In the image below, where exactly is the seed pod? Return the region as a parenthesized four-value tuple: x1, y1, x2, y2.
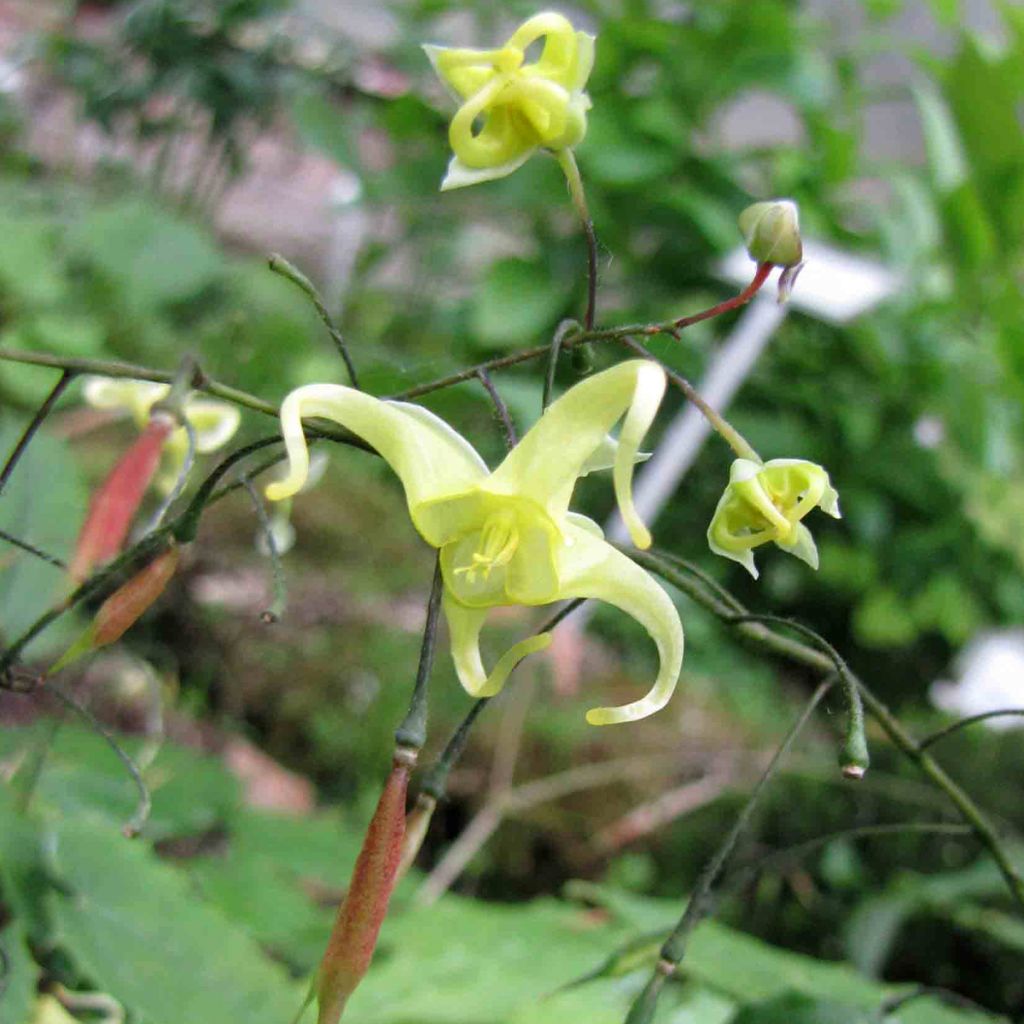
(316, 749, 414, 1024)
(52, 545, 180, 673)
(69, 415, 175, 583)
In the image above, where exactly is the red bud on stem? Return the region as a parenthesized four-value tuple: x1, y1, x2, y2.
(52, 545, 180, 672)
(316, 748, 415, 1024)
(69, 415, 174, 583)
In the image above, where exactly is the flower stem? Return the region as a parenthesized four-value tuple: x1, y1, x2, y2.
(269, 253, 360, 389)
(619, 335, 761, 462)
(630, 549, 1024, 916)
(0, 370, 74, 497)
(556, 149, 597, 331)
(625, 679, 834, 1023)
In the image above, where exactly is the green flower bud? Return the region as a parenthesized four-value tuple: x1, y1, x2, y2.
(738, 200, 803, 267)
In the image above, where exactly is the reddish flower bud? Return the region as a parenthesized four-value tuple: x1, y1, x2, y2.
(52, 545, 180, 672)
(316, 750, 414, 1024)
(69, 415, 175, 583)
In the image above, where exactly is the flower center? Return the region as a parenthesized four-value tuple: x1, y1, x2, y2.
(495, 46, 524, 74)
(453, 511, 520, 584)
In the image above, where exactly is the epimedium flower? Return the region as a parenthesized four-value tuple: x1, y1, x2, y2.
(82, 376, 241, 494)
(707, 458, 841, 579)
(424, 11, 595, 190)
(266, 360, 684, 726)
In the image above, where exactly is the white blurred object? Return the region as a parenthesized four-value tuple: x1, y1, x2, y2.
(930, 630, 1024, 730)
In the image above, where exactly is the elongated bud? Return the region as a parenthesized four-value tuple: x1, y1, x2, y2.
(53, 545, 181, 672)
(316, 748, 415, 1024)
(738, 200, 802, 268)
(69, 415, 175, 583)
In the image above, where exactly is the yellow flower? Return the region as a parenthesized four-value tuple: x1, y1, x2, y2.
(82, 376, 240, 493)
(267, 360, 683, 726)
(707, 458, 841, 579)
(424, 12, 595, 190)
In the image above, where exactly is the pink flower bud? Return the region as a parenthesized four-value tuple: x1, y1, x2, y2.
(69, 415, 174, 583)
(316, 750, 414, 1023)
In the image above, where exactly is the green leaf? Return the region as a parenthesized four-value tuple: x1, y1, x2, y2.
(732, 992, 872, 1024)
(0, 726, 241, 842)
(50, 816, 302, 1024)
(0, 421, 86, 654)
(66, 197, 224, 312)
(0, 213, 65, 307)
(470, 258, 569, 349)
(0, 919, 37, 1024)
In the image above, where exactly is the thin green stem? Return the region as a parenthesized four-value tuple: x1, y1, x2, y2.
(0, 528, 67, 570)
(628, 548, 1024, 915)
(625, 680, 833, 1024)
(394, 555, 444, 752)
(241, 474, 288, 623)
(419, 598, 586, 802)
(47, 680, 151, 837)
(542, 319, 581, 412)
(0, 370, 74, 497)
(556, 149, 597, 332)
(619, 335, 761, 462)
(919, 710, 1024, 750)
(475, 369, 517, 450)
(268, 254, 360, 389)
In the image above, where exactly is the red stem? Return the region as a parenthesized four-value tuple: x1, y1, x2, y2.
(651, 262, 772, 335)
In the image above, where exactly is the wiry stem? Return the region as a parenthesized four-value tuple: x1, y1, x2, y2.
(268, 254, 360, 389)
(919, 709, 1024, 750)
(629, 549, 1024, 916)
(475, 369, 517, 450)
(0, 370, 74, 497)
(0, 528, 67, 570)
(556, 149, 598, 332)
(625, 680, 833, 1024)
(619, 335, 760, 462)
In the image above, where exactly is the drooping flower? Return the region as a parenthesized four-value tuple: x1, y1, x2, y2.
(267, 360, 683, 726)
(82, 376, 240, 494)
(424, 11, 595, 190)
(707, 458, 841, 579)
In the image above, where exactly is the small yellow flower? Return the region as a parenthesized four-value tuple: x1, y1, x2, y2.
(707, 458, 841, 579)
(82, 377, 240, 493)
(424, 12, 595, 190)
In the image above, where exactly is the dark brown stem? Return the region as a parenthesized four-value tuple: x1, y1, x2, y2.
(0, 370, 74, 497)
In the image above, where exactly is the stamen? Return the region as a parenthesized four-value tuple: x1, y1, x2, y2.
(454, 511, 520, 583)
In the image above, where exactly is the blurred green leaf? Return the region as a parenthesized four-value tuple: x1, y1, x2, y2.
(50, 816, 302, 1024)
(470, 258, 569, 349)
(731, 992, 872, 1024)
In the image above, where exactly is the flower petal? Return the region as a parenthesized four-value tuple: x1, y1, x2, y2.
(82, 376, 167, 426)
(486, 361, 666, 549)
(184, 399, 242, 453)
(265, 386, 489, 533)
(557, 523, 684, 725)
(775, 521, 819, 569)
(443, 592, 552, 698)
(422, 43, 503, 101)
(440, 149, 535, 191)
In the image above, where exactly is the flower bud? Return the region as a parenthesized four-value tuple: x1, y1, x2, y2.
(53, 546, 180, 672)
(316, 749, 414, 1023)
(738, 200, 803, 267)
(69, 415, 175, 583)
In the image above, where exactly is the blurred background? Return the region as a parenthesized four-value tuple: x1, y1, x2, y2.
(0, 1, 1022, 1022)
